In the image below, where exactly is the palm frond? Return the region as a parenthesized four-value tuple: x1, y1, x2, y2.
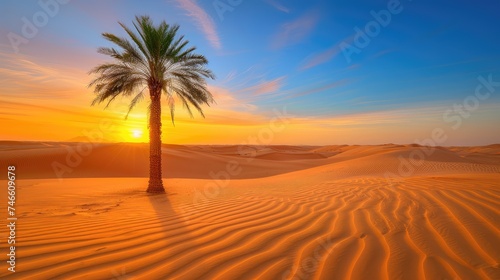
(88, 15, 215, 123)
(125, 87, 147, 119)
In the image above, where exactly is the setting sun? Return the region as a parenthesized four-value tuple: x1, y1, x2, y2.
(132, 129, 143, 139)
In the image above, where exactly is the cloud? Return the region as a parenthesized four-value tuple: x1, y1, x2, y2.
(294, 104, 450, 127)
(239, 76, 286, 96)
(286, 79, 349, 99)
(171, 84, 266, 126)
(0, 99, 107, 120)
(369, 49, 395, 60)
(222, 70, 237, 83)
(300, 46, 341, 70)
(271, 10, 319, 49)
(0, 50, 87, 98)
(174, 0, 221, 49)
(300, 35, 354, 70)
(207, 85, 257, 111)
(264, 0, 290, 13)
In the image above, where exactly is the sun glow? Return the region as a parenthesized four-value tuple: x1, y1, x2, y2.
(132, 129, 143, 139)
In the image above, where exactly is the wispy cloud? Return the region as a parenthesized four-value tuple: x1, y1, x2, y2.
(173, 85, 266, 126)
(173, 0, 221, 49)
(295, 103, 456, 127)
(369, 49, 395, 60)
(264, 0, 289, 13)
(0, 99, 113, 120)
(222, 70, 237, 83)
(0, 50, 86, 98)
(207, 85, 257, 111)
(239, 76, 286, 95)
(300, 35, 354, 70)
(271, 10, 320, 49)
(286, 79, 349, 99)
(300, 46, 341, 70)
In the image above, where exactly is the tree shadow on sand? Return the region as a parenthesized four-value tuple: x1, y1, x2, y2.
(112, 191, 198, 278)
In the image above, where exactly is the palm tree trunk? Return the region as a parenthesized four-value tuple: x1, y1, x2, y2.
(147, 87, 165, 193)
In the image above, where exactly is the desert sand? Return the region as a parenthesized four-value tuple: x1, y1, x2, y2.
(1, 142, 499, 279)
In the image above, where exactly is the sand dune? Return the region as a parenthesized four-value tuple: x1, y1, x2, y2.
(0, 142, 331, 179)
(0, 142, 499, 279)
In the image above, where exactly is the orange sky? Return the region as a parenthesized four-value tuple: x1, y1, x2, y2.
(1, 49, 499, 145)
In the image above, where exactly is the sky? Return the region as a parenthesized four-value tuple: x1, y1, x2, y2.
(0, 0, 499, 145)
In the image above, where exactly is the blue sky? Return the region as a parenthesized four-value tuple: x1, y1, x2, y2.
(1, 0, 499, 145)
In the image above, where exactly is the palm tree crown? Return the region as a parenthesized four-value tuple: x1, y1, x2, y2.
(88, 15, 215, 193)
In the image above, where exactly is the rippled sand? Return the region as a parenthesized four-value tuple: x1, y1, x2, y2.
(1, 142, 499, 279)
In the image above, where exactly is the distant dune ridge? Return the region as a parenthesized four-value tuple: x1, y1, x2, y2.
(0, 141, 499, 279)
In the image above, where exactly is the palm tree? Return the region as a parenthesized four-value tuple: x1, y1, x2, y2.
(88, 15, 215, 193)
